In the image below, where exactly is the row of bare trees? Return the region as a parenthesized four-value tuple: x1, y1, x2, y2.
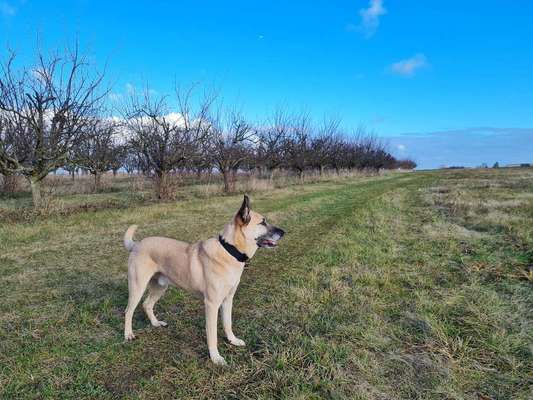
(0, 45, 415, 208)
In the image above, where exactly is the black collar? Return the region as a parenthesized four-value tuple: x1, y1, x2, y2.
(218, 235, 249, 263)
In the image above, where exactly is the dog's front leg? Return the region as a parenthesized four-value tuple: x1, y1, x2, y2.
(222, 291, 245, 347)
(205, 299, 226, 365)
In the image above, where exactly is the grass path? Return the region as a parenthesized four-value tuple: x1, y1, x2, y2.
(0, 170, 531, 399)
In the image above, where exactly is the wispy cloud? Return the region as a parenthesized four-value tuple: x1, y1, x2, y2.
(358, 0, 386, 38)
(108, 92, 123, 102)
(120, 83, 158, 98)
(387, 127, 533, 169)
(0, 1, 16, 16)
(390, 54, 428, 77)
(125, 83, 135, 95)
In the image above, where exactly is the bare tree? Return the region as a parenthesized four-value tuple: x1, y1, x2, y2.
(309, 116, 340, 174)
(0, 109, 13, 191)
(123, 149, 142, 175)
(327, 133, 349, 173)
(0, 44, 107, 207)
(206, 109, 255, 192)
(123, 85, 213, 199)
(256, 109, 290, 179)
(76, 119, 125, 191)
(355, 134, 395, 170)
(396, 158, 417, 169)
(283, 121, 399, 175)
(284, 113, 313, 180)
(63, 159, 79, 181)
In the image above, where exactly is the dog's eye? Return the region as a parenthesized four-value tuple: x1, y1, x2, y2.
(259, 219, 267, 226)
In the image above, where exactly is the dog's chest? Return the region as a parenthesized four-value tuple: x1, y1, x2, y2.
(224, 264, 244, 286)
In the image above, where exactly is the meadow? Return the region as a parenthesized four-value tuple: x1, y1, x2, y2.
(0, 168, 531, 399)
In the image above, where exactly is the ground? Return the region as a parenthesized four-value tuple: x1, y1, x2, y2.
(0, 169, 531, 399)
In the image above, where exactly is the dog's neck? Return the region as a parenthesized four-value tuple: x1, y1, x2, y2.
(220, 223, 258, 261)
(218, 235, 249, 263)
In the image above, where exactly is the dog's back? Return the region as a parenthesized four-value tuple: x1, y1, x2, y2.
(124, 224, 190, 258)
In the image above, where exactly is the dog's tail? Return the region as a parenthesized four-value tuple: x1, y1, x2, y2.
(124, 225, 138, 252)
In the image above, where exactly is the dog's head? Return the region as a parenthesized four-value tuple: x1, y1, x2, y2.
(232, 195, 285, 254)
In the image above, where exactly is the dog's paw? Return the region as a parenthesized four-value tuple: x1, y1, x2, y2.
(124, 332, 136, 341)
(229, 337, 246, 347)
(210, 354, 227, 366)
(152, 320, 167, 327)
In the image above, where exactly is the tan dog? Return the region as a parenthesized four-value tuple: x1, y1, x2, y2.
(123, 195, 285, 365)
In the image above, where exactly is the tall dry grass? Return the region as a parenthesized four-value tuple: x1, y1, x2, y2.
(185, 169, 381, 198)
(0, 169, 386, 218)
(0, 174, 24, 193)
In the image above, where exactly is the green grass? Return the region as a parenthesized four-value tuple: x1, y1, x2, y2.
(0, 169, 531, 399)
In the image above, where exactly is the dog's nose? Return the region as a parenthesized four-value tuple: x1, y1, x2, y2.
(276, 228, 285, 238)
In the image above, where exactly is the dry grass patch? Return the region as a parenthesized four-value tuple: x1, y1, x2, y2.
(422, 221, 487, 240)
(1, 169, 531, 399)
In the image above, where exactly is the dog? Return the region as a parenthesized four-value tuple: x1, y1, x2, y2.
(123, 195, 285, 365)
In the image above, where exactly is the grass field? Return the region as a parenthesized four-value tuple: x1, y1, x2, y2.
(0, 168, 532, 399)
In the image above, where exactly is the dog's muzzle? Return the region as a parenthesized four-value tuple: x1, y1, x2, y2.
(257, 227, 285, 248)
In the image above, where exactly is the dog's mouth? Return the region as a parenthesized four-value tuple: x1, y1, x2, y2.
(257, 238, 278, 248)
(256, 227, 285, 249)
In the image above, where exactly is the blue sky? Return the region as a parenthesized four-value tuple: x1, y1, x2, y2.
(1, 0, 532, 168)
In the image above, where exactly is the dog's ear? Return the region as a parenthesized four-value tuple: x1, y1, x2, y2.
(236, 194, 251, 225)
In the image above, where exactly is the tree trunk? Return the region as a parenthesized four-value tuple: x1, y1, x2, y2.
(155, 171, 168, 199)
(94, 172, 102, 192)
(221, 169, 237, 193)
(268, 168, 275, 182)
(222, 170, 231, 193)
(29, 178, 42, 209)
(231, 169, 238, 192)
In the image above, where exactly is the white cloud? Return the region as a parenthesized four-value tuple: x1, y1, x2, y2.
(125, 83, 135, 95)
(397, 144, 406, 151)
(123, 83, 158, 97)
(164, 112, 185, 125)
(0, 1, 16, 16)
(390, 54, 428, 77)
(108, 92, 123, 102)
(359, 0, 386, 38)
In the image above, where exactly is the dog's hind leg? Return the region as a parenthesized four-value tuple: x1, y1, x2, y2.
(124, 259, 155, 341)
(143, 275, 168, 328)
